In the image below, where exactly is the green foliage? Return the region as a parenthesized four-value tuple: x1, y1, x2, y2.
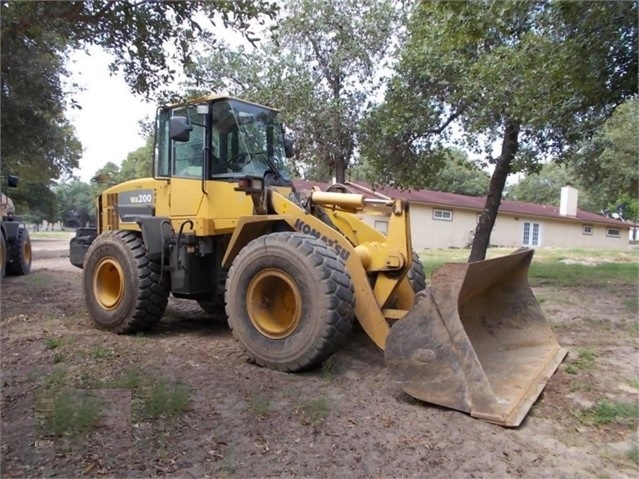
(44, 338, 64, 350)
(570, 348, 598, 372)
(424, 149, 489, 196)
(506, 163, 600, 212)
(578, 400, 639, 426)
(361, 1, 637, 260)
(118, 136, 154, 181)
(301, 395, 330, 427)
(1, 12, 82, 185)
(90, 135, 154, 185)
(419, 248, 639, 288)
(45, 368, 68, 389)
(54, 179, 96, 227)
(109, 369, 144, 390)
(528, 262, 638, 288)
(569, 97, 639, 221)
(358, 147, 490, 195)
(188, 0, 403, 183)
(39, 390, 102, 438)
(1, 1, 278, 97)
(7, 181, 60, 227)
(90, 345, 115, 360)
(321, 357, 342, 381)
(144, 381, 191, 419)
(1, 0, 277, 218)
(246, 393, 271, 417)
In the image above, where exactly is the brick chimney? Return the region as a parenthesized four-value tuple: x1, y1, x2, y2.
(560, 186, 578, 217)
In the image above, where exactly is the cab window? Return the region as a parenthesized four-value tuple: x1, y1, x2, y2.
(173, 106, 206, 178)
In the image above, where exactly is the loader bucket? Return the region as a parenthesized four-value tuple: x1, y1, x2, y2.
(385, 249, 567, 427)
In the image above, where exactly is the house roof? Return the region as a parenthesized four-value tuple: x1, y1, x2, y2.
(292, 179, 629, 229)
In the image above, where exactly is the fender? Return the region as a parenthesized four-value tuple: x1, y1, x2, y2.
(2, 220, 23, 242)
(221, 215, 292, 269)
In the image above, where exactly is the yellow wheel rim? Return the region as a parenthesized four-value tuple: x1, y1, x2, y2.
(246, 268, 302, 339)
(23, 239, 31, 265)
(93, 257, 124, 310)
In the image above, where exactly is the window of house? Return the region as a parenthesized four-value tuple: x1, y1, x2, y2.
(582, 225, 593, 235)
(606, 228, 620, 238)
(374, 220, 388, 234)
(433, 209, 453, 221)
(522, 221, 541, 247)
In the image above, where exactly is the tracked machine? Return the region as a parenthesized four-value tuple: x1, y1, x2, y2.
(70, 95, 566, 426)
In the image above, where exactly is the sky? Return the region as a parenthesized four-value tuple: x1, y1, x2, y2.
(66, 47, 156, 182)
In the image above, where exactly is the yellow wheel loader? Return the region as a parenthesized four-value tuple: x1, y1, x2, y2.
(70, 95, 566, 426)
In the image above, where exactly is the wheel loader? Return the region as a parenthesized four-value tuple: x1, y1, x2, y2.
(1, 175, 32, 277)
(70, 95, 566, 427)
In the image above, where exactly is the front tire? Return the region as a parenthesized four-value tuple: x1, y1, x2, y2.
(407, 251, 426, 293)
(83, 230, 169, 333)
(6, 227, 31, 276)
(225, 232, 355, 372)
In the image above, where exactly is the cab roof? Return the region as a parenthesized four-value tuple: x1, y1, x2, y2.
(163, 94, 279, 112)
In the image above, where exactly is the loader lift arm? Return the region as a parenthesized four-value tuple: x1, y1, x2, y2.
(222, 187, 418, 350)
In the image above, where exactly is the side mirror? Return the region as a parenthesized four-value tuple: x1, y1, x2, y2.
(7, 175, 18, 188)
(170, 116, 192, 142)
(284, 138, 295, 159)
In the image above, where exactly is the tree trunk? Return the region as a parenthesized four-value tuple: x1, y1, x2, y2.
(335, 157, 346, 184)
(468, 121, 520, 262)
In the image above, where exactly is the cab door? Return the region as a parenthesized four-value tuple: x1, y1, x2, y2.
(169, 104, 207, 217)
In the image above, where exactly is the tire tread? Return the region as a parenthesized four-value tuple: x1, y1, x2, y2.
(85, 230, 169, 333)
(225, 232, 355, 372)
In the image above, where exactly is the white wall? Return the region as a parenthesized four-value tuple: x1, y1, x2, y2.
(358, 204, 629, 250)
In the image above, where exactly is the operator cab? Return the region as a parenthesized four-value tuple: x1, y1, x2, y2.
(155, 96, 292, 186)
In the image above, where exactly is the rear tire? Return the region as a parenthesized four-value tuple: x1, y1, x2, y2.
(225, 232, 355, 372)
(6, 227, 31, 276)
(0, 232, 6, 278)
(83, 230, 169, 333)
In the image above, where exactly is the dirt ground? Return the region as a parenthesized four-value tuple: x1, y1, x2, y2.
(1, 236, 638, 478)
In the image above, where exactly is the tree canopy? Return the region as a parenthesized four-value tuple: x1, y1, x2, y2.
(361, 0, 637, 260)
(1, 0, 278, 191)
(568, 96, 639, 220)
(187, 0, 402, 183)
(505, 163, 600, 212)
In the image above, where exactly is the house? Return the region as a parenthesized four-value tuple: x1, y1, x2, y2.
(293, 180, 631, 250)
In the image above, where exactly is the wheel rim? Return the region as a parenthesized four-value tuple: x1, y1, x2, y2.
(246, 268, 302, 339)
(23, 239, 31, 265)
(93, 257, 124, 310)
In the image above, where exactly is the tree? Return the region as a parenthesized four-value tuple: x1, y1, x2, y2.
(569, 96, 639, 219)
(1, 20, 82, 183)
(505, 163, 599, 212)
(188, 0, 402, 183)
(55, 179, 97, 227)
(1, 1, 278, 191)
(1, 1, 278, 96)
(358, 147, 490, 196)
(361, 1, 637, 260)
(506, 164, 572, 206)
(118, 136, 154, 181)
(9, 181, 58, 228)
(428, 150, 490, 196)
